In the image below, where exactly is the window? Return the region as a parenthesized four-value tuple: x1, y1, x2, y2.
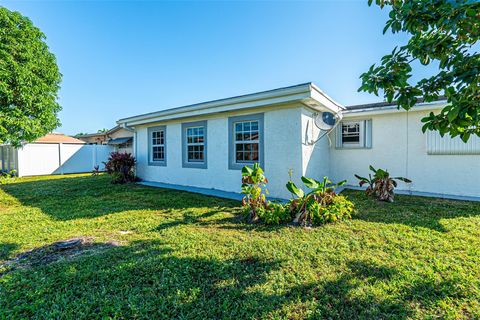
(148, 126, 166, 166)
(228, 113, 264, 170)
(342, 122, 361, 145)
(234, 121, 259, 162)
(336, 120, 372, 149)
(182, 120, 207, 168)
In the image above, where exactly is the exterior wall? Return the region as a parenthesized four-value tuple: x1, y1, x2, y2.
(329, 108, 480, 198)
(300, 108, 331, 181)
(17, 144, 113, 177)
(135, 105, 304, 199)
(110, 128, 134, 154)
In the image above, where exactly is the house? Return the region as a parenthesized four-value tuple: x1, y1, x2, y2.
(117, 83, 480, 200)
(1, 133, 112, 177)
(76, 125, 134, 154)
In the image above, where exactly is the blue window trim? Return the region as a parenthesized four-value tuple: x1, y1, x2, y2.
(228, 113, 264, 170)
(148, 125, 167, 166)
(182, 120, 208, 169)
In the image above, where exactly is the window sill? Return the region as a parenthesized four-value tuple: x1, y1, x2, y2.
(148, 160, 167, 166)
(182, 162, 207, 169)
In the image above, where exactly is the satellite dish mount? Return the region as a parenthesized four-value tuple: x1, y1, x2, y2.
(307, 110, 343, 145)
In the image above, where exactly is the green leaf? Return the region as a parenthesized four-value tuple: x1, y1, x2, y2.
(301, 176, 319, 189)
(286, 181, 304, 198)
(241, 166, 253, 176)
(460, 132, 471, 143)
(447, 107, 459, 122)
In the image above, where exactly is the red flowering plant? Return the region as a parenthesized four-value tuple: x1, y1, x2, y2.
(103, 152, 136, 184)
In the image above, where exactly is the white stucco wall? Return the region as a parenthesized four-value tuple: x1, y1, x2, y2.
(300, 108, 330, 181)
(135, 105, 304, 199)
(329, 108, 480, 198)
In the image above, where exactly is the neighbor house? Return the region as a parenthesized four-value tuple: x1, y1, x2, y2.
(76, 125, 134, 154)
(117, 83, 480, 199)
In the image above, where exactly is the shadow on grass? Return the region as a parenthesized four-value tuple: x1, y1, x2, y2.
(343, 190, 480, 232)
(0, 243, 18, 261)
(0, 175, 239, 221)
(0, 239, 470, 319)
(283, 259, 469, 319)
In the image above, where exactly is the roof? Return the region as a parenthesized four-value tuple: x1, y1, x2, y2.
(34, 133, 86, 144)
(76, 125, 134, 138)
(117, 83, 344, 127)
(346, 96, 447, 111)
(107, 137, 132, 145)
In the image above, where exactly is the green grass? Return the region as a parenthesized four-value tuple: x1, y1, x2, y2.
(0, 174, 479, 319)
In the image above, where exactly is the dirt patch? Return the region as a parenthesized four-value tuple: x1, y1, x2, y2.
(0, 237, 120, 276)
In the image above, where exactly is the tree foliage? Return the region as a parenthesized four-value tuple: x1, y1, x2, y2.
(0, 7, 62, 147)
(359, 0, 480, 142)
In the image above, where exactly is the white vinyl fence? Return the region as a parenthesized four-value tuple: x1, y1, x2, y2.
(12, 143, 114, 177)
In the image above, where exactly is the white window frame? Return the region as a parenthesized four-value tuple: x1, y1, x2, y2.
(341, 121, 364, 147)
(228, 113, 264, 170)
(234, 120, 260, 164)
(148, 126, 166, 166)
(336, 119, 372, 149)
(182, 120, 207, 169)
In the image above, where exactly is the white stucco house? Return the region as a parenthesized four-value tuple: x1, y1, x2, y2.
(117, 83, 480, 200)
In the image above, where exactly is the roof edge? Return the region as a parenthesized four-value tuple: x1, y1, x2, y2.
(117, 82, 343, 126)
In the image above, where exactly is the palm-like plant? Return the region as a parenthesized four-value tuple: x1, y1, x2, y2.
(286, 176, 347, 225)
(355, 165, 412, 202)
(241, 163, 269, 223)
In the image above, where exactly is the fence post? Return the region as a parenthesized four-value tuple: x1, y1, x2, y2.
(93, 145, 97, 169)
(58, 143, 64, 175)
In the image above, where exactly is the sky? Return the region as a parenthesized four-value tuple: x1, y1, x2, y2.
(2, 1, 434, 135)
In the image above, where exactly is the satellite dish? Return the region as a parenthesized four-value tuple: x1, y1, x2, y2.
(314, 111, 337, 131)
(307, 110, 343, 146)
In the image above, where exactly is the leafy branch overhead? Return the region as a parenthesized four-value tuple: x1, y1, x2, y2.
(0, 7, 62, 147)
(359, 0, 480, 142)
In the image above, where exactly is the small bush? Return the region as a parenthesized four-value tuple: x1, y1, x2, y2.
(0, 169, 16, 185)
(286, 176, 354, 226)
(104, 152, 136, 184)
(258, 202, 291, 225)
(355, 165, 412, 202)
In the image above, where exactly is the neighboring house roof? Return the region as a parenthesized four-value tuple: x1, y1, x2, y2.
(346, 96, 447, 111)
(108, 137, 132, 145)
(34, 133, 86, 144)
(76, 125, 134, 139)
(117, 83, 344, 127)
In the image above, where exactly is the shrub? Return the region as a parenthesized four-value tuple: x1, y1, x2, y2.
(355, 165, 412, 202)
(104, 152, 136, 184)
(258, 202, 290, 225)
(241, 163, 268, 223)
(286, 176, 354, 226)
(0, 169, 17, 185)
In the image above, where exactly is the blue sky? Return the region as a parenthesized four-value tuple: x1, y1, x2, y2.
(2, 1, 430, 135)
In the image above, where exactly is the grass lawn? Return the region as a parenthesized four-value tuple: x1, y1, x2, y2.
(0, 174, 479, 319)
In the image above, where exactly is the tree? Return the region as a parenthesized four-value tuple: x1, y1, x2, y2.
(359, 0, 480, 142)
(97, 128, 108, 133)
(0, 7, 62, 147)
